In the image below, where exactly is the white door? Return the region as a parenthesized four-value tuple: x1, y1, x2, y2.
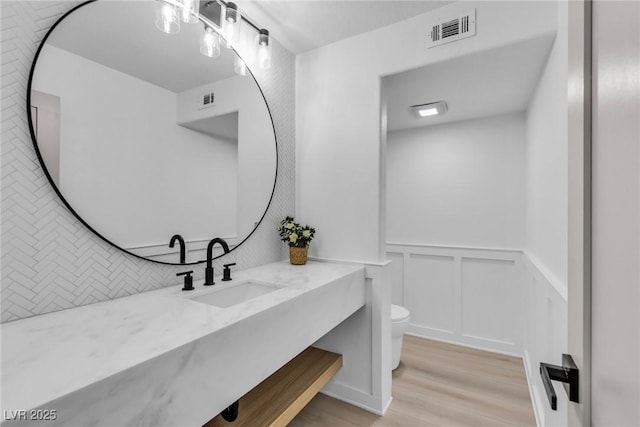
(567, 1, 640, 425)
(590, 1, 640, 425)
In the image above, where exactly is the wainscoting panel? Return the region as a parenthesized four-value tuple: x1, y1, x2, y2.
(521, 253, 568, 427)
(406, 253, 455, 333)
(386, 251, 404, 307)
(386, 244, 522, 355)
(387, 244, 569, 425)
(461, 257, 519, 345)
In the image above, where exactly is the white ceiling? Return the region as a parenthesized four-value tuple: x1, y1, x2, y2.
(236, 0, 453, 54)
(47, 1, 452, 91)
(48, 1, 237, 93)
(384, 34, 556, 132)
(47, 0, 554, 125)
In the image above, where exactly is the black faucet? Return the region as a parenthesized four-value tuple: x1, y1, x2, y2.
(204, 237, 230, 286)
(176, 270, 194, 291)
(222, 262, 236, 281)
(169, 234, 186, 264)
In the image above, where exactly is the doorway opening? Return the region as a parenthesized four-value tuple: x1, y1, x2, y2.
(381, 9, 569, 425)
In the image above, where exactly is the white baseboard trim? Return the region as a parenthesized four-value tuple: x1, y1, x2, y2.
(320, 380, 385, 415)
(523, 350, 543, 427)
(381, 395, 394, 415)
(406, 326, 522, 358)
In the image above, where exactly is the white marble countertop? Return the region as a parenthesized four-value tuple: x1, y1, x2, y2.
(1, 260, 364, 417)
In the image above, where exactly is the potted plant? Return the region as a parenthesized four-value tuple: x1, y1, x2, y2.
(278, 216, 316, 265)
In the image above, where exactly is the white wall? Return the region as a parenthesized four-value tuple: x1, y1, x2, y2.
(177, 76, 277, 244)
(525, 6, 569, 290)
(296, 1, 557, 265)
(296, 0, 556, 416)
(387, 113, 526, 249)
(32, 45, 238, 249)
(522, 2, 570, 424)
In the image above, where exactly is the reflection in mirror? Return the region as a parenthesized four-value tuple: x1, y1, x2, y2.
(29, 0, 277, 264)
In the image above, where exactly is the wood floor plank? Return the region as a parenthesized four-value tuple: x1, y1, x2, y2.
(290, 335, 535, 426)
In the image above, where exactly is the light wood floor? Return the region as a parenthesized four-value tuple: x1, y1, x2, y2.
(289, 335, 535, 426)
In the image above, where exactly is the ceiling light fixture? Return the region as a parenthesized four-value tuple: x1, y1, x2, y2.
(410, 101, 448, 118)
(154, 0, 272, 73)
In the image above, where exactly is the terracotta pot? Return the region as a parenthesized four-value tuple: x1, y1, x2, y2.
(289, 246, 308, 265)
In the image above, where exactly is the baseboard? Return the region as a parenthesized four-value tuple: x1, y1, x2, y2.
(381, 395, 393, 415)
(523, 350, 543, 427)
(320, 380, 386, 415)
(406, 327, 522, 358)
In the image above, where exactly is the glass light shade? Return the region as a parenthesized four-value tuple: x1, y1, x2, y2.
(222, 2, 241, 48)
(234, 56, 247, 76)
(200, 26, 221, 58)
(179, 0, 199, 24)
(155, 2, 180, 34)
(256, 29, 271, 69)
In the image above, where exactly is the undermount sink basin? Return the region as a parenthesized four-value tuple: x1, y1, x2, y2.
(189, 281, 282, 308)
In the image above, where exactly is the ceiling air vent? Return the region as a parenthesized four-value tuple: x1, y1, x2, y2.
(427, 8, 476, 48)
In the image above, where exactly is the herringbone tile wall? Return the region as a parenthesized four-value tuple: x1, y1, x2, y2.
(0, 1, 295, 323)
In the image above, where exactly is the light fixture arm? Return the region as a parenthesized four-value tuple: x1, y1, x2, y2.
(214, 0, 262, 33)
(157, 0, 266, 35)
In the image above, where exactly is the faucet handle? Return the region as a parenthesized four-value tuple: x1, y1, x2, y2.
(222, 263, 236, 281)
(177, 270, 194, 291)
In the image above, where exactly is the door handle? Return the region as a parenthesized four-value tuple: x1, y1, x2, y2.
(540, 354, 579, 410)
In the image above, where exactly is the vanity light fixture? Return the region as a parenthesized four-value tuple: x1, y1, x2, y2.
(222, 2, 241, 48)
(200, 25, 221, 57)
(155, 1, 180, 34)
(179, 0, 199, 24)
(154, 0, 272, 71)
(410, 101, 448, 117)
(257, 29, 271, 70)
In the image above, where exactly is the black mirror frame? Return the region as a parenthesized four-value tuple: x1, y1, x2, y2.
(26, 0, 279, 266)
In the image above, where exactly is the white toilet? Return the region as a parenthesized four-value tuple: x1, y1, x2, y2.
(391, 304, 410, 370)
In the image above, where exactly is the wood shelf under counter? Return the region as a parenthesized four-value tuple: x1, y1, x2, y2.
(204, 347, 342, 427)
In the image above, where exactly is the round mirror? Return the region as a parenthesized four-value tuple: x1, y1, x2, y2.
(27, 0, 277, 265)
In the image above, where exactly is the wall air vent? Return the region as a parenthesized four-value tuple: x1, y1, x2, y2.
(197, 91, 216, 110)
(427, 8, 476, 48)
